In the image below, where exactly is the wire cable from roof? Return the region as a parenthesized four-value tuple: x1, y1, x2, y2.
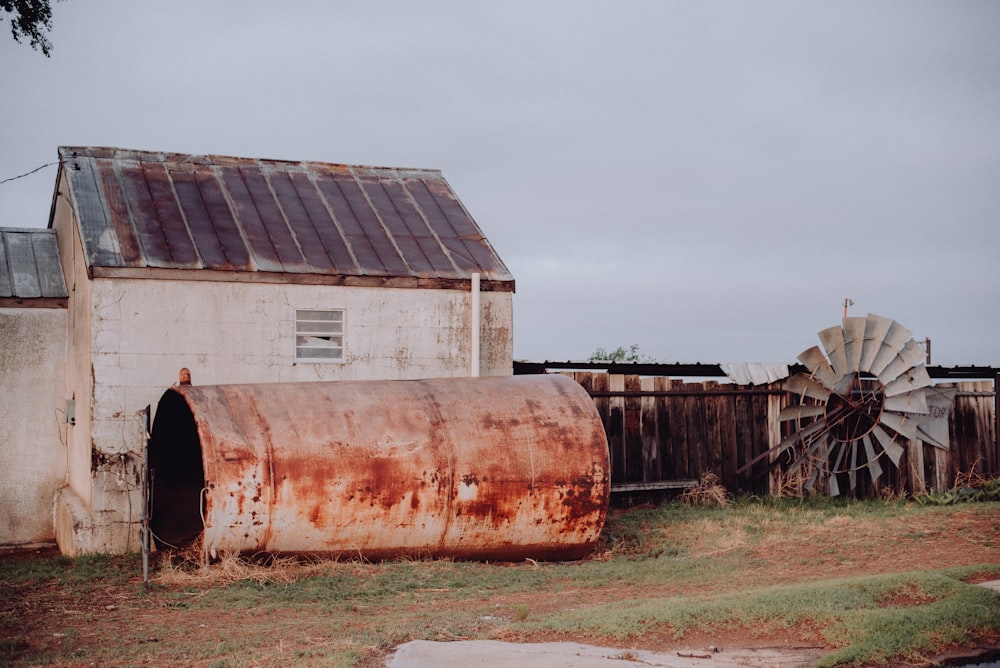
(0, 160, 62, 186)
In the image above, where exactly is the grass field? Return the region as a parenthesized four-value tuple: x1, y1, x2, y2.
(2, 496, 999, 667)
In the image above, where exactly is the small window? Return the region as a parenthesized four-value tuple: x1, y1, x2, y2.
(295, 309, 344, 361)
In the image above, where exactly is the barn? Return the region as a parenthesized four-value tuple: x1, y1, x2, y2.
(1, 146, 515, 556)
(0, 228, 68, 547)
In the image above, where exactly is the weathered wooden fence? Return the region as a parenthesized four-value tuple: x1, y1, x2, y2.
(560, 372, 998, 499)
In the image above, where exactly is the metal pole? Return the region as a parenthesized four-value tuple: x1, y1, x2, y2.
(470, 272, 481, 377)
(141, 405, 151, 591)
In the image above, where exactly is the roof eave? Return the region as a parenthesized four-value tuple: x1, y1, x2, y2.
(89, 266, 515, 292)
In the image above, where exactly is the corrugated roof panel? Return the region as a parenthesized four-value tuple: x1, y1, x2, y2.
(32, 232, 66, 297)
(288, 170, 359, 275)
(65, 158, 122, 268)
(141, 161, 201, 268)
(57, 147, 513, 285)
(116, 160, 175, 269)
(316, 172, 408, 277)
(0, 229, 67, 299)
(194, 166, 253, 271)
(229, 164, 310, 272)
(171, 166, 231, 269)
(94, 160, 144, 265)
(267, 169, 338, 272)
(404, 178, 485, 273)
(382, 178, 463, 275)
(6, 231, 41, 297)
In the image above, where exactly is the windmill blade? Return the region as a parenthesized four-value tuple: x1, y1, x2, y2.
(884, 366, 932, 398)
(797, 346, 839, 390)
(831, 440, 847, 472)
(810, 438, 836, 491)
(842, 317, 867, 373)
(872, 424, 904, 466)
(784, 374, 832, 402)
(775, 417, 828, 456)
(862, 435, 883, 485)
(789, 433, 831, 476)
(916, 413, 951, 450)
(804, 461, 821, 491)
(828, 471, 841, 497)
(912, 387, 957, 451)
(859, 314, 893, 373)
(883, 387, 929, 414)
(878, 340, 928, 385)
(879, 411, 918, 441)
(778, 404, 827, 422)
(818, 325, 849, 376)
(869, 320, 913, 376)
(849, 441, 863, 490)
(827, 441, 846, 496)
(916, 424, 950, 450)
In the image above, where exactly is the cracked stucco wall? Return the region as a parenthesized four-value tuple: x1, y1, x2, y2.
(0, 307, 67, 546)
(69, 278, 511, 554)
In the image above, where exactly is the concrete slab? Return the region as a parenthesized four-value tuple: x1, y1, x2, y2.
(386, 639, 825, 668)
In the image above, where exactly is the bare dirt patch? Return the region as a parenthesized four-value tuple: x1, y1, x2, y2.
(2, 504, 998, 666)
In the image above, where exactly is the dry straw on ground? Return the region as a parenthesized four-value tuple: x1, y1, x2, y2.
(680, 472, 730, 507)
(154, 550, 330, 586)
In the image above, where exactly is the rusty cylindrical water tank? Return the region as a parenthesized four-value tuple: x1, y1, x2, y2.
(148, 374, 610, 561)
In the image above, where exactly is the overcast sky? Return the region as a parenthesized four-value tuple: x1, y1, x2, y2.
(2, 1, 998, 367)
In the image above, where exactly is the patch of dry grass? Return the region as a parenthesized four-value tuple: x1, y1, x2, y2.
(154, 550, 335, 587)
(680, 472, 730, 507)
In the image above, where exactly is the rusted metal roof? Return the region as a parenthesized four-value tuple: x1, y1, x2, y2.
(55, 146, 513, 289)
(0, 227, 67, 301)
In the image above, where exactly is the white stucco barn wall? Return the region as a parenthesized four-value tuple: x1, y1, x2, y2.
(61, 278, 513, 554)
(88, 277, 512, 392)
(48, 165, 515, 556)
(55, 272, 513, 554)
(0, 307, 67, 546)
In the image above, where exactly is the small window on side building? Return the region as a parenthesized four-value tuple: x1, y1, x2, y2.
(295, 309, 344, 361)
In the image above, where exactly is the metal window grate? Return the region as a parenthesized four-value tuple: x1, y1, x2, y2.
(295, 309, 344, 361)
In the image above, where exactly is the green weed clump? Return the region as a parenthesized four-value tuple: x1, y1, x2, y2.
(916, 478, 1000, 506)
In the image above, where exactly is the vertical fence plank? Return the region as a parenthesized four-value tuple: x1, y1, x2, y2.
(909, 439, 926, 494)
(719, 390, 739, 491)
(994, 374, 1000, 475)
(974, 380, 997, 475)
(704, 382, 723, 480)
(623, 375, 643, 483)
(590, 372, 611, 474)
(669, 380, 690, 478)
(734, 392, 753, 489)
(684, 384, 706, 477)
(608, 375, 626, 483)
(934, 447, 950, 491)
(655, 377, 674, 479)
(640, 377, 660, 483)
(766, 387, 784, 496)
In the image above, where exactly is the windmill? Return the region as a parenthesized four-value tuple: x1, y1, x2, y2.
(777, 313, 947, 496)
